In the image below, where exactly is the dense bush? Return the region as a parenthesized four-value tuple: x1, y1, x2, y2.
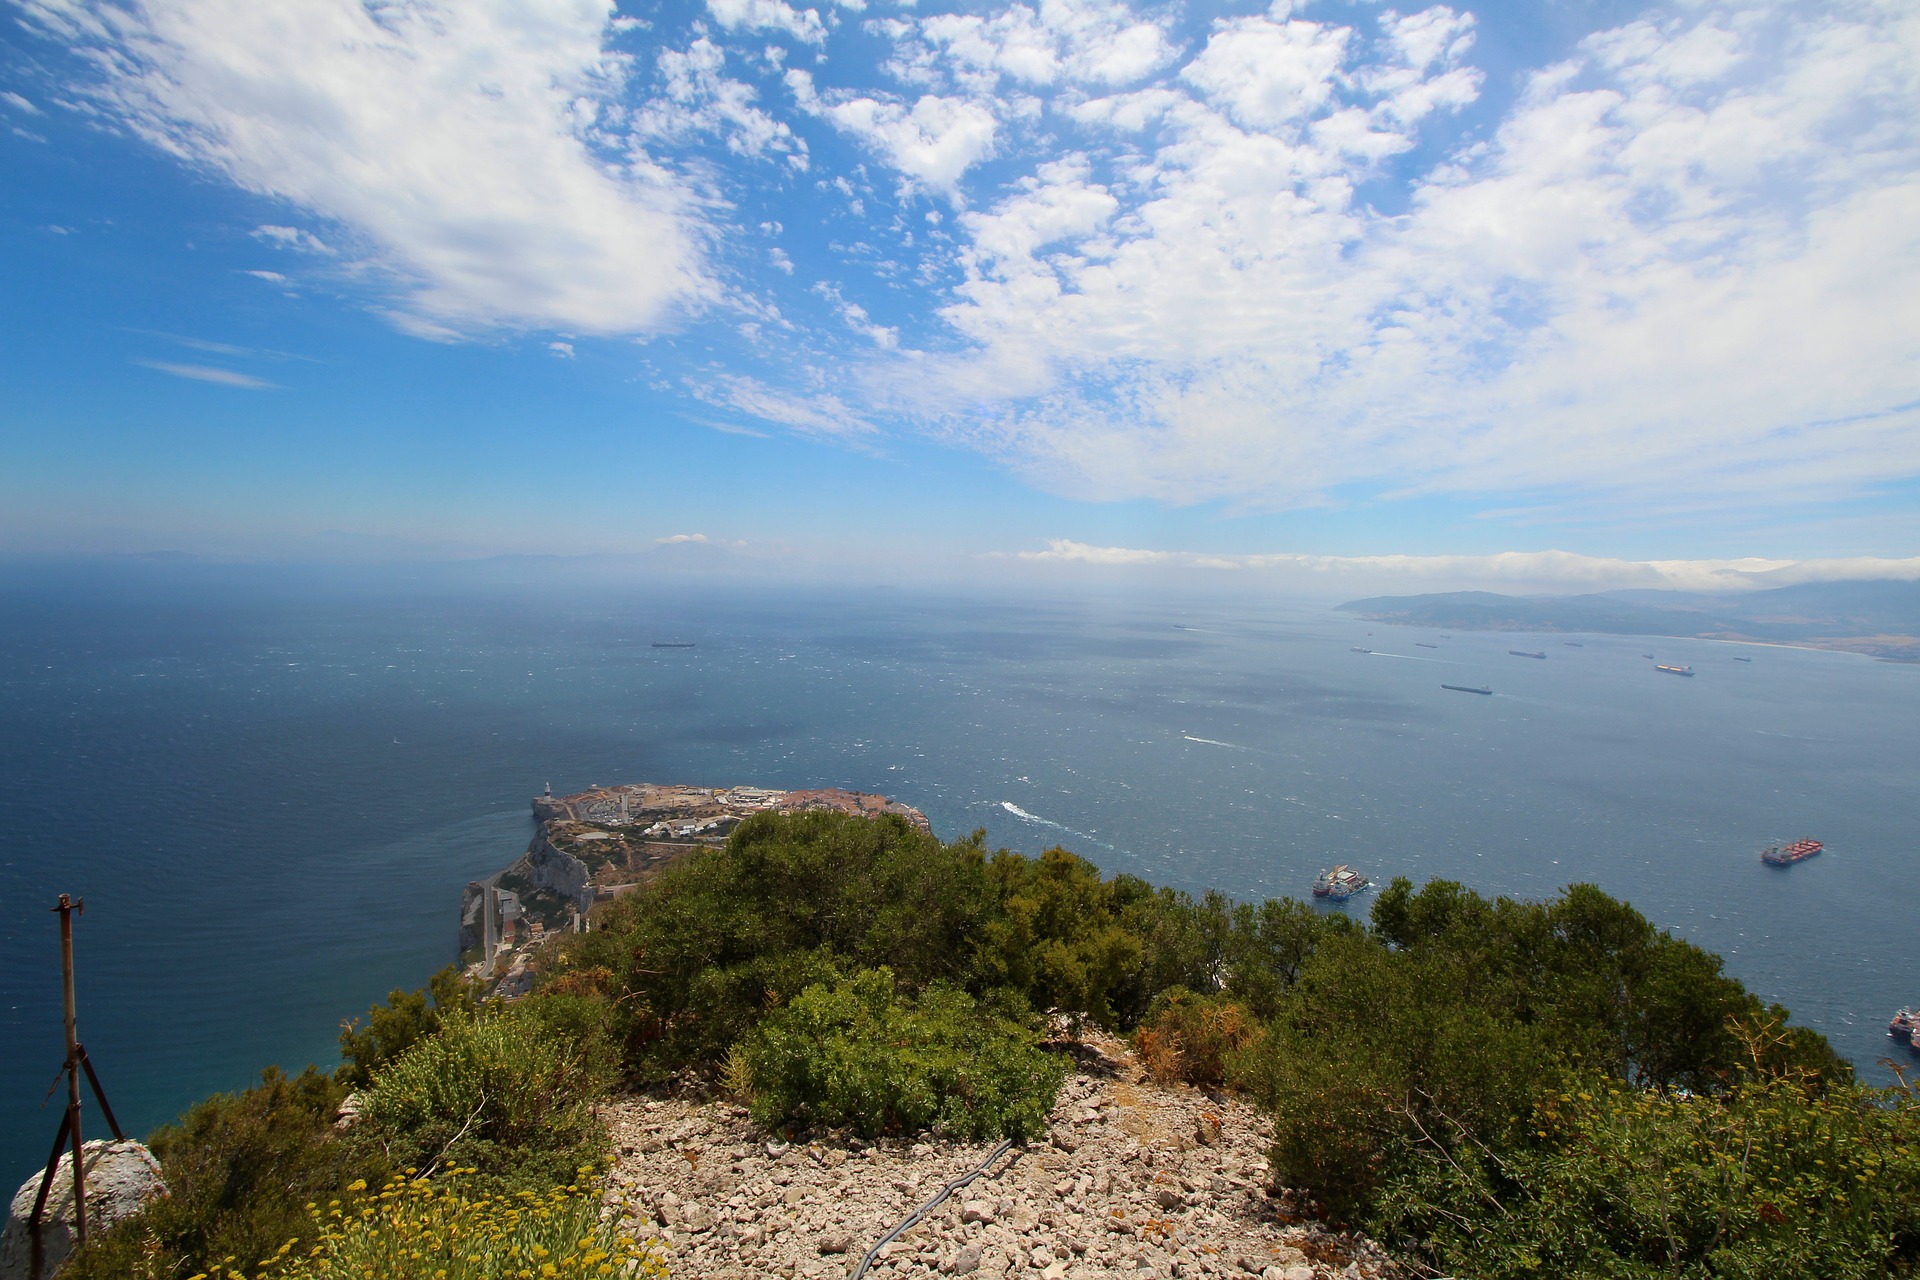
(1376, 1067, 1920, 1279)
(60, 1067, 376, 1280)
(549, 811, 1339, 1092)
(263, 1172, 666, 1280)
(741, 967, 1067, 1140)
(1134, 987, 1261, 1088)
(336, 967, 481, 1088)
(356, 1004, 608, 1190)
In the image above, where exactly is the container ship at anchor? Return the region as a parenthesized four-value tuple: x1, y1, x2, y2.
(1760, 838, 1823, 866)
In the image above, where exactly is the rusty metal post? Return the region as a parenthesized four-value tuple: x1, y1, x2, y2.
(56, 895, 88, 1252)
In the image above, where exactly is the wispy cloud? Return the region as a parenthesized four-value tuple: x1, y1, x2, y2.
(27, 0, 713, 338)
(136, 360, 281, 390)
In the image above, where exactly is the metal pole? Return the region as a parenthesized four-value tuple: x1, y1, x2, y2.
(56, 895, 87, 1251)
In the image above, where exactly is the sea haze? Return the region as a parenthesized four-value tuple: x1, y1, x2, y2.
(2, 562, 1917, 1181)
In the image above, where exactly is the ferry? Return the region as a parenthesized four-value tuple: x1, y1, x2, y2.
(1760, 838, 1823, 866)
(1655, 663, 1694, 676)
(1313, 864, 1371, 902)
(1509, 649, 1547, 660)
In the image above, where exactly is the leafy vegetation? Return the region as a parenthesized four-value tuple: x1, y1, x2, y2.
(62, 810, 1920, 1280)
(740, 967, 1067, 1139)
(262, 1172, 666, 1280)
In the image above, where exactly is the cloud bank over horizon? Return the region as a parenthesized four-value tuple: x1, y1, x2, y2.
(1009, 539, 1920, 594)
(11, 0, 1919, 547)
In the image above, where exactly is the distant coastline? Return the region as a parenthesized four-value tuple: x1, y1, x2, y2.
(1337, 580, 1920, 663)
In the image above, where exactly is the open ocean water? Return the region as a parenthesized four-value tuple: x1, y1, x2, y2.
(2, 563, 1917, 1182)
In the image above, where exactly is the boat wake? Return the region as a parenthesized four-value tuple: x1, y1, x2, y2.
(1181, 734, 1247, 749)
(999, 802, 1113, 851)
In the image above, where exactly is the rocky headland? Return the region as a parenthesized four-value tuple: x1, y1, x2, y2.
(461, 782, 930, 990)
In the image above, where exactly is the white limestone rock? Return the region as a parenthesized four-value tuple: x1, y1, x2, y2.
(0, 1139, 166, 1280)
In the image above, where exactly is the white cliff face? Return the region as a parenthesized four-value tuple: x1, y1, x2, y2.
(0, 1138, 166, 1280)
(525, 833, 594, 911)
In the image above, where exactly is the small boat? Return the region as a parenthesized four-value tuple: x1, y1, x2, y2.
(1509, 649, 1547, 660)
(1643, 653, 1656, 660)
(1313, 864, 1371, 901)
(1655, 663, 1694, 676)
(1351, 646, 1372, 654)
(1442, 684, 1492, 695)
(651, 642, 697, 649)
(1416, 642, 1439, 649)
(1760, 838, 1823, 866)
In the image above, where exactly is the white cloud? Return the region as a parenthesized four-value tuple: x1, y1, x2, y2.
(1012, 540, 1920, 592)
(658, 532, 712, 543)
(706, 0, 827, 45)
(1, 90, 45, 114)
(902, 0, 1920, 513)
(795, 75, 998, 196)
(27, 0, 710, 338)
(136, 360, 280, 389)
(245, 269, 289, 283)
(689, 372, 878, 438)
(638, 37, 808, 164)
(548, 341, 576, 358)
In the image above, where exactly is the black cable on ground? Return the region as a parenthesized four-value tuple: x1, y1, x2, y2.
(848, 1138, 1020, 1279)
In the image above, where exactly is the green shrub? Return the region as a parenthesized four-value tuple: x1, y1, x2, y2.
(60, 1067, 377, 1280)
(336, 967, 482, 1089)
(265, 1172, 666, 1280)
(741, 967, 1067, 1140)
(1374, 1066, 1920, 1279)
(356, 1006, 607, 1190)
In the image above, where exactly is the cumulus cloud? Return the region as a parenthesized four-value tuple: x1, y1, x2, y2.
(790, 69, 998, 196)
(892, 0, 1920, 514)
(25, 0, 710, 337)
(705, 0, 826, 45)
(1012, 540, 1920, 592)
(637, 37, 808, 165)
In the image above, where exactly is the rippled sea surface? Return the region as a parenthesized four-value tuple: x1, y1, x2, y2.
(3, 563, 1917, 1180)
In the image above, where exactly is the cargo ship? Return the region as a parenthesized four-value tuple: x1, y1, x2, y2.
(1312, 865, 1371, 902)
(1655, 663, 1694, 676)
(1441, 683, 1492, 695)
(1734, 656, 1753, 663)
(1509, 649, 1547, 660)
(1564, 641, 1583, 647)
(651, 642, 697, 648)
(1416, 642, 1439, 648)
(1891, 1008, 1916, 1047)
(1760, 838, 1823, 866)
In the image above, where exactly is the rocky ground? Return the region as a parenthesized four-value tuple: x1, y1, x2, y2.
(603, 1034, 1397, 1280)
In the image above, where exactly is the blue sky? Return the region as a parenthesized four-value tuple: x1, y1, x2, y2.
(2, 0, 1918, 592)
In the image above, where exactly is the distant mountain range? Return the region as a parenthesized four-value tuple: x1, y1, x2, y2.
(1337, 580, 1920, 662)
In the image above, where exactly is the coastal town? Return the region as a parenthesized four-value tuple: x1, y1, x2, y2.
(460, 782, 930, 992)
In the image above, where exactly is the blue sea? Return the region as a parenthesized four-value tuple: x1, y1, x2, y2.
(3, 560, 1917, 1183)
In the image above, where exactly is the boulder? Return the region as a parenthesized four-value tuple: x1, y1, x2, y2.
(0, 1139, 166, 1280)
